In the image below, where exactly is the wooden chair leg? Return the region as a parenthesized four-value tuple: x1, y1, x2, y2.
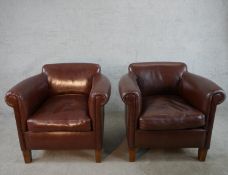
(95, 149, 101, 163)
(129, 148, 136, 162)
(22, 150, 32, 163)
(198, 148, 208, 161)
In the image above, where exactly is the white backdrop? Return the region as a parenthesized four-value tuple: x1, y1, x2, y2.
(0, 0, 227, 114)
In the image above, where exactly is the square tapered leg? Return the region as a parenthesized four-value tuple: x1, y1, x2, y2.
(22, 150, 32, 163)
(198, 148, 208, 161)
(95, 149, 101, 163)
(129, 148, 136, 162)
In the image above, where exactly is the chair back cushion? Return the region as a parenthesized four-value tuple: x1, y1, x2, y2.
(129, 62, 187, 96)
(43, 63, 100, 95)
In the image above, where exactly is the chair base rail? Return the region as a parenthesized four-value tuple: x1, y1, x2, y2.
(24, 131, 96, 150)
(135, 129, 206, 148)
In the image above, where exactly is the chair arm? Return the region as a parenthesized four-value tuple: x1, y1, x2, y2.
(5, 73, 49, 131)
(88, 74, 110, 149)
(88, 74, 111, 120)
(119, 73, 142, 117)
(179, 72, 226, 115)
(89, 74, 111, 105)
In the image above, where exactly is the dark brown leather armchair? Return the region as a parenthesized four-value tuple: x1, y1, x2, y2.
(5, 63, 111, 163)
(119, 62, 225, 162)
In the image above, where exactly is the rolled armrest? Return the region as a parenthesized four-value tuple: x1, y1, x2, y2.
(89, 74, 111, 105)
(88, 74, 111, 121)
(180, 72, 226, 115)
(119, 73, 142, 117)
(5, 73, 49, 129)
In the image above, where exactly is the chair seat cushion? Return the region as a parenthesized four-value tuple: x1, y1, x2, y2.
(139, 95, 205, 130)
(27, 94, 91, 132)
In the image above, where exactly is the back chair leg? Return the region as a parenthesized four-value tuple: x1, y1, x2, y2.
(129, 148, 136, 162)
(198, 148, 208, 161)
(95, 149, 101, 163)
(22, 150, 32, 163)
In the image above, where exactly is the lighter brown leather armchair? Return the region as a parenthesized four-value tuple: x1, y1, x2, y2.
(119, 62, 225, 162)
(5, 63, 111, 163)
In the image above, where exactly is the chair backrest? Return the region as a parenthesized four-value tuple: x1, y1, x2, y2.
(129, 62, 187, 96)
(42, 63, 100, 95)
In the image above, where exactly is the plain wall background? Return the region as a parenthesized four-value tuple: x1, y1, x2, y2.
(0, 0, 228, 115)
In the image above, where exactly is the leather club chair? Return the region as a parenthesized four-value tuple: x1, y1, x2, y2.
(5, 63, 111, 163)
(119, 62, 225, 162)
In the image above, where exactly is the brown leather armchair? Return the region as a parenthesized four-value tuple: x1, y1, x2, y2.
(5, 63, 111, 163)
(119, 62, 225, 162)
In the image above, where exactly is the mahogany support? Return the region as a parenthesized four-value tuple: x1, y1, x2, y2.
(198, 148, 208, 161)
(95, 149, 101, 163)
(22, 150, 32, 163)
(129, 148, 136, 162)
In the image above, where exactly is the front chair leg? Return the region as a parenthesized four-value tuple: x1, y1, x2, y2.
(22, 150, 32, 163)
(198, 148, 208, 161)
(95, 149, 101, 163)
(129, 148, 136, 162)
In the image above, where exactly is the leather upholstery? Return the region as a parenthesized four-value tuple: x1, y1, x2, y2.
(88, 73, 111, 124)
(119, 62, 225, 156)
(27, 94, 91, 132)
(43, 63, 100, 95)
(25, 132, 95, 150)
(5, 63, 111, 162)
(180, 72, 226, 115)
(119, 74, 142, 148)
(129, 62, 187, 96)
(119, 73, 142, 118)
(139, 95, 205, 130)
(5, 74, 49, 132)
(135, 129, 206, 148)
